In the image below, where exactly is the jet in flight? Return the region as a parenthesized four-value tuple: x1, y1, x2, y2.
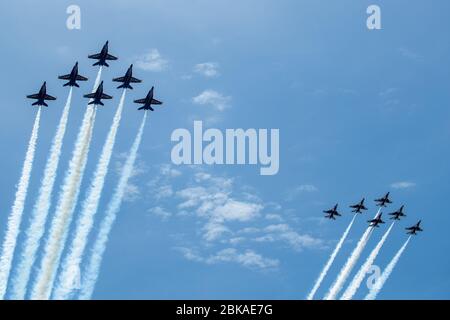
(26, 82, 56, 107)
(134, 87, 163, 111)
(83, 81, 112, 106)
(350, 198, 368, 214)
(113, 64, 142, 89)
(375, 192, 392, 207)
(88, 41, 118, 67)
(323, 204, 341, 220)
(58, 62, 88, 87)
(368, 213, 385, 227)
(389, 205, 406, 220)
(406, 220, 423, 235)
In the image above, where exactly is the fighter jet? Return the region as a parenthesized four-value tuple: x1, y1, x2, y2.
(113, 64, 142, 89)
(389, 205, 406, 220)
(58, 62, 88, 87)
(375, 192, 392, 207)
(134, 87, 163, 111)
(350, 198, 368, 214)
(323, 204, 341, 220)
(88, 41, 118, 67)
(83, 81, 112, 106)
(26, 82, 56, 107)
(368, 213, 385, 227)
(406, 220, 423, 235)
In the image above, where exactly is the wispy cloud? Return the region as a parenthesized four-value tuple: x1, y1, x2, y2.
(391, 181, 416, 189)
(398, 47, 421, 61)
(135, 49, 168, 72)
(194, 62, 220, 78)
(148, 206, 172, 220)
(177, 247, 279, 270)
(193, 90, 231, 111)
(285, 184, 318, 201)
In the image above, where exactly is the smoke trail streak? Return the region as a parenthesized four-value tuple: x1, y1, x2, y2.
(307, 214, 357, 300)
(0, 108, 42, 299)
(364, 236, 411, 300)
(31, 69, 102, 300)
(324, 209, 381, 300)
(10, 89, 73, 300)
(53, 90, 127, 300)
(341, 222, 395, 300)
(78, 112, 147, 300)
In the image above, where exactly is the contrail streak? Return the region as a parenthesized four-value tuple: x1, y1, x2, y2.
(31, 68, 102, 300)
(307, 214, 357, 300)
(0, 108, 42, 299)
(364, 236, 411, 300)
(53, 90, 127, 300)
(78, 112, 148, 300)
(341, 222, 395, 300)
(324, 209, 380, 300)
(10, 89, 73, 300)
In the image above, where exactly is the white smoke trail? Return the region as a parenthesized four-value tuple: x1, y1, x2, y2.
(307, 214, 357, 300)
(364, 236, 411, 300)
(341, 222, 395, 300)
(324, 209, 380, 300)
(78, 112, 148, 300)
(53, 90, 127, 300)
(31, 69, 102, 300)
(0, 108, 42, 299)
(10, 89, 73, 300)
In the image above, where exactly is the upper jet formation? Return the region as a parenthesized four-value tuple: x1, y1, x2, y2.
(113, 64, 142, 89)
(375, 192, 392, 207)
(350, 198, 368, 214)
(406, 220, 423, 235)
(26, 82, 56, 107)
(58, 62, 88, 87)
(389, 205, 406, 220)
(83, 81, 112, 106)
(368, 213, 385, 227)
(323, 204, 341, 220)
(88, 41, 118, 67)
(134, 87, 163, 111)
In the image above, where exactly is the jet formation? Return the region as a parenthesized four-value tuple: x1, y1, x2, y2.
(323, 192, 423, 235)
(27, 41, 163, 111)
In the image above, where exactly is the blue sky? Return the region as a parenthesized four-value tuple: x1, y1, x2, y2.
(0, 0, 449, 299)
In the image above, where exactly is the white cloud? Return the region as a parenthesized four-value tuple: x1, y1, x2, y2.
(194, 62, 220, 78)
(286, 184, 318, 201)
(391, 181, 416, 189)
(256, 224, 323, 251)
(398, 47, 421, 61)
(135, 49, 168, 72)
(192, 90, 231, 111)
(178, 247, 279, 270)
(148, 206, 172, 220)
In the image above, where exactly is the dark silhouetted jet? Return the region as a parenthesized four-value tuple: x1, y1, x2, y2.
(389, 205, 406, 220)
(375, 192, 392, 207)
(26, 82, 56, 107)
(134, 87, 163, 111)
(58, 62, 88, 87)
(113, 64, 142, 89)
(350, 198, 368, 214)
(88, 41, 118, 67)
(368, 213, 385, 227)
(323, 204, 341, 220)
(83, 81, 112, 106)
(406, 220, 423, 235)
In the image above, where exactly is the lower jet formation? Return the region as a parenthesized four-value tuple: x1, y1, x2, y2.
(350, 198, 368, 213)
(406, 220, 423, 235)
(134, 86, 163, 111)
(58, 62, 88, 87)
(113, 64, 142, 89)
(389, 205, 406, 220)
(368, 213, 385, 227)
(375, 192, 392, 207)
(323, 204, 341, 220)
(26, 82, 56, 106)
(83, 81, 112, 106)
